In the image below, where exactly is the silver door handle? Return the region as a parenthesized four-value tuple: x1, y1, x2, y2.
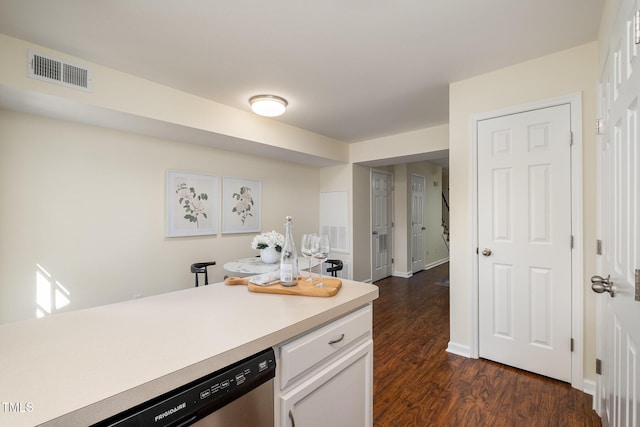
(328, 334, 345, 345)
(481, 248, 492, 256)
(591, 275, 615, 297)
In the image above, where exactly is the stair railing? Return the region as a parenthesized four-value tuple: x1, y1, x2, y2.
(442, 192, 450, 250)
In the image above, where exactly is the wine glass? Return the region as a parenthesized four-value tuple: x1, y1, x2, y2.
(312, 235, 331, 287)
(301, 234, 317, 282)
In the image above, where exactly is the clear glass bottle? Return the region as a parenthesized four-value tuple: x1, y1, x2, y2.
(280, 216, 299, 286)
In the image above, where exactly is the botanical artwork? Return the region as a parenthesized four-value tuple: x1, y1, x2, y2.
(222, 177, 261, 233)
(176, 182, 209, 228)
(231, 185, 254, 225)
(166, 171, 218, 237)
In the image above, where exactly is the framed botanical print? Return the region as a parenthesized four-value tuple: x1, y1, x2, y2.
(166, 171, 218, 237)
(222, 177, 261, 234)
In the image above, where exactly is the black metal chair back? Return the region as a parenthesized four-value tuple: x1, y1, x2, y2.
(325, 259, 343, 278)
(190, 261, 216, 287)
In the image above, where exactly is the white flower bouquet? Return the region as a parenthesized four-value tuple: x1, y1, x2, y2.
(251, 231, 284, 252)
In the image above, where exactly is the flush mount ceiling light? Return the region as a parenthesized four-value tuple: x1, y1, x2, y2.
(249, 94, 288, 117)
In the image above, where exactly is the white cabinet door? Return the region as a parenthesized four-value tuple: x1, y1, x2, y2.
(280, 341, 373, 427)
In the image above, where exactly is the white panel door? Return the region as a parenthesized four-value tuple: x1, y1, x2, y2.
(478, 104, 573, 382)
(411, 174, 425, 273)
(371, 171, 392, 282)
(595, 0, 640, 424)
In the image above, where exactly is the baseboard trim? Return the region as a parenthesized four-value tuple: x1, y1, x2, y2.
(393, 271, 413, 278)
(424, 257, 450, 270)
(388, 258, 450, 279)
(446, 341, 471, 358)
(582, 379, 596, 396)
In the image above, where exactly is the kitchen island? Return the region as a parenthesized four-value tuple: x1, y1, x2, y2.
(0, 278, 378, 426)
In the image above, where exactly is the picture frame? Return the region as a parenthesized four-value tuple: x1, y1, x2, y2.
(222, 177, 261, 234)
(166, 171, 218, 237)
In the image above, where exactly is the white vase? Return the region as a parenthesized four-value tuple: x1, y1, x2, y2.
(260, 247, 279, 264)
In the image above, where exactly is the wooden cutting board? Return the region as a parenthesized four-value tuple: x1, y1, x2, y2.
(224, 276, 342, 297)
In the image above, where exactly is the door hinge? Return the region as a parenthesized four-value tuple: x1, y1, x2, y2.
(596, 119, 602, 135)
(391, 258, 394, 264)
(596, 358, 602, 375)
(596, 239, 603, 255)
(569, 131, 574, 146)
(635, 269, 640, 302)
(570, 338, 574, 352)
(635, 10, 640, 44)
(570, 235, 574, 249)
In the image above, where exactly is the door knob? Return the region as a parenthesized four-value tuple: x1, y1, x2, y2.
(591, 275, 615, 297)
(372, 231, 379, 235)
(481, 248, 492, 256)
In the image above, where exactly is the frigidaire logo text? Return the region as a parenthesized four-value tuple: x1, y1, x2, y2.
(154, 402, 186, 422)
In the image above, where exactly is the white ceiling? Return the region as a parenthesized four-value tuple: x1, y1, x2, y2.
(0, 0, 603, 144)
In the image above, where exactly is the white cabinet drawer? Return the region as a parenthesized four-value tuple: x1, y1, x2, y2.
(279, 305, 372, 389)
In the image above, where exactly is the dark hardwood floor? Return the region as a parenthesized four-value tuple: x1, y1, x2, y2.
(372, 263, 601, 427)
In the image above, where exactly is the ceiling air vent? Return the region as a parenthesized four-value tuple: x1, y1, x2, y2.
(28, 50, 92, 92)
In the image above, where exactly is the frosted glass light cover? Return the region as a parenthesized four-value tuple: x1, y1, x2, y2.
(249, 95, 287, 117)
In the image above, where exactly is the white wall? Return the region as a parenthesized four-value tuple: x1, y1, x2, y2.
(448, 42, 599, 380)
(393, 164, 409, 275)
(0, 110, 320, 324)
(350, 125, 448, 164)
(352, 164, 372, 282)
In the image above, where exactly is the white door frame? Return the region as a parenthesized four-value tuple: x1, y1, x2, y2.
(468, 93, 584, 390)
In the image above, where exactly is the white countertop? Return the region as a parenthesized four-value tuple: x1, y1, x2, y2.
(0, 278, 378, 426)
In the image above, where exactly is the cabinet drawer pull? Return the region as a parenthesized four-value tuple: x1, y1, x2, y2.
(289, 409, 296, 427)
(328, 333, 345, 345)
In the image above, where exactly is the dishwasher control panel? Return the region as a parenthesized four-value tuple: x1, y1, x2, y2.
(92, 348, 276, 427)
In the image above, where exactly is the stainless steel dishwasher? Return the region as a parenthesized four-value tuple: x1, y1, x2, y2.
(93, 348, 275, 427)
